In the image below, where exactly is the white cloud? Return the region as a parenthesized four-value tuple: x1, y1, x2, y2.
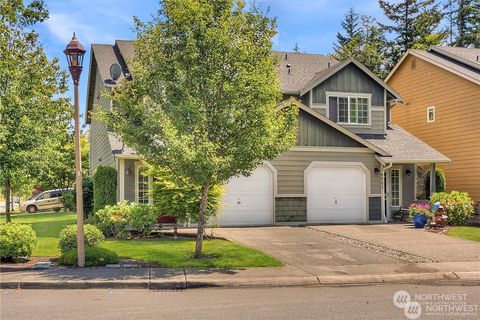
(45, 13, 117, 45)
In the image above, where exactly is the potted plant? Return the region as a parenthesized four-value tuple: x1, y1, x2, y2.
(408, 202, 430, 228)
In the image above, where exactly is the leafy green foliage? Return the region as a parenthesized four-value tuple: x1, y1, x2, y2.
(445, 0, 480, 47)
(62, 176, 94, 218)
(425, 168, 447, 195)
(379, 0, 446, 71)
(58, 224, 104, 254)
(93, 166, 117, 213)
(430, 191, 474, 226)
(59, 247, 118, 267)
(94, 202, 157, 239)
(0, 0, 72, 222)
(0, 223, 37, 261)
(96, 0, 298, 257)
(333, 8, 389, 78)
(150, 166, 223, 223)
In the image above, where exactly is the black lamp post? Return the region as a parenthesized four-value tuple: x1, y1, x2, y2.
(64, 33, 86, 267)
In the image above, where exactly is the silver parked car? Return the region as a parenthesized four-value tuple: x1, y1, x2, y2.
(20, 189, 72, 213)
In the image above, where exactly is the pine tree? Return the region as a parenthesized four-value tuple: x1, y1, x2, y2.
(334, 7, 361, 51)
(379, 0, 446, 69)
(333, 9, 389, 78)
(445, 0, 480, 47)
(293, 42, 300, 52)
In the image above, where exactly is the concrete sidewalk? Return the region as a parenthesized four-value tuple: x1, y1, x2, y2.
(1, 261, 479, 290)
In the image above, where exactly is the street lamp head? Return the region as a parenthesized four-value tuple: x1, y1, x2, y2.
(64, 32, 86, 85)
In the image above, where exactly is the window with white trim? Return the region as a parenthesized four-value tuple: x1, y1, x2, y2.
(137, 167, 150, 204)
(391, 169, 400, 207)
(427, 106, 435, 123)
(337, 96, 370, 124)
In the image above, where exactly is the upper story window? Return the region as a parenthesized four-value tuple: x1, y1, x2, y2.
(427, 106, 435, 123)
(337, 96, 370, 125)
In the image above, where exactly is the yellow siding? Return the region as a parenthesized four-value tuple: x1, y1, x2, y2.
(388, 54, 480, 203)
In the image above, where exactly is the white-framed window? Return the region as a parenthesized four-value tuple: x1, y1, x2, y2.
(135, 165, 152, 204)
(391, 169, 401, 207)
(427, 106, 435, 123)
(337, 96, 370, 124)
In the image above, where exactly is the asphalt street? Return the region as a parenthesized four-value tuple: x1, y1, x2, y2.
(1, 282, 479, 320)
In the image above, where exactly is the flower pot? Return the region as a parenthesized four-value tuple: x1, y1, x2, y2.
(413, 214, 427, 228)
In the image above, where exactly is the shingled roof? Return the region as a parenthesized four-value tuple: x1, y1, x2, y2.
(367, 124, 450, 164)
(386, 46, 480, 85)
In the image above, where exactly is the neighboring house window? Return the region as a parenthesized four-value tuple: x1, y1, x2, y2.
(391, 169, 401, 207)
(135, 166, 151, 204)
(336, 96, 370, 124)
(427, 106, 435, 123)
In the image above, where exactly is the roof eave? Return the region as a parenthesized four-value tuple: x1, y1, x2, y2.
(430, 46, 480, 72)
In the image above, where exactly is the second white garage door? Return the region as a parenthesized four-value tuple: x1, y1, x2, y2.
(219, 165, 274, 226)
(306, 163, 367, 224)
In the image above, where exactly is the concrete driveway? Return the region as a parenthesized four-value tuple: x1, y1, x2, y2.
(310, 224, 480, 263)
(216, 226, 402, 266)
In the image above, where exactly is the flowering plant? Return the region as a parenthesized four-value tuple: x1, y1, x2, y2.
(408, 202, 431, 219)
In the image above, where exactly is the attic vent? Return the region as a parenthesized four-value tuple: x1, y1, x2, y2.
(286, 64, 291, 74)
(477, 55, 479, 62)
(411, 58, 416, 70)
(327, 62, 331, 68)
(285, 53, 288, 60)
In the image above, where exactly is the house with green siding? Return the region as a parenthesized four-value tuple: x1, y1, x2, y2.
(86, 40, 450, 226)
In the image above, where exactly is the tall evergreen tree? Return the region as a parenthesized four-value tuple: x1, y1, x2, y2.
(445, 0, 480, 47)
(379, 0, 446, 69)
(333, 9, 389, 78)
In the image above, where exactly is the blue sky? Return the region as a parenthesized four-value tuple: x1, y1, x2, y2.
(35, 0, 389, 123)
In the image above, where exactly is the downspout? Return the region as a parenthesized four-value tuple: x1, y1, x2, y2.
(381, 162, 393, 223)
(376, 155, 392, 224)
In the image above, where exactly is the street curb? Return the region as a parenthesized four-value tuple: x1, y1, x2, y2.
(2, 272, 478, 290)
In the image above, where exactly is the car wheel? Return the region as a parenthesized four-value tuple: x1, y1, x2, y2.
(27, 205, 37, 213)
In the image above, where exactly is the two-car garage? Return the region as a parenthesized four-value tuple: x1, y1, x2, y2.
(219, 162, 369, 226)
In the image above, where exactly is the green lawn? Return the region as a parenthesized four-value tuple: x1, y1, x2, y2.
(7, 212, 281, 268)
(448, 226, 480, 242)
(9, 211, 76, 256)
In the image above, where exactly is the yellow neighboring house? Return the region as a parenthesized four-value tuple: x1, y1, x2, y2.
(386, 46, 480, 206)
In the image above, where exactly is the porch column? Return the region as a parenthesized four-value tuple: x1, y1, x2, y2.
(119, 158, 125, 201)
(430, 163, 436, 195)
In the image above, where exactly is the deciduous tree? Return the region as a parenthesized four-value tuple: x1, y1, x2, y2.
(0, 0, 71, 222)
(98, 0, 298, 258)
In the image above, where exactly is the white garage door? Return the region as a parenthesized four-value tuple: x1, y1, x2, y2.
(219, 165, 274, 226)
(306, 164, 367, 223)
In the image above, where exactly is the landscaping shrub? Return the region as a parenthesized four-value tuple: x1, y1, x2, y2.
(62, 177, 94, 218)
(93, 166, 117, 213)
(94, 202, 157, 238)
(150, 166, 223, 224)
(59, 247, 118, 266)
(58, 224, 105, 253)
(0, 223, 37, 261)
(424, 168, 447, 196)
(430, 191, 474, 226)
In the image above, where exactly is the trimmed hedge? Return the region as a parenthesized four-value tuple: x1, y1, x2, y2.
(62, 176, 94, 218)
(93, 166, 117, 213)
(58, 224, 105, 253)
(0, 223, 37, 261)
(59, 247, 118, 266)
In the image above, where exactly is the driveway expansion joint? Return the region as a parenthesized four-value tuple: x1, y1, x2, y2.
(305, 227, 439, 264)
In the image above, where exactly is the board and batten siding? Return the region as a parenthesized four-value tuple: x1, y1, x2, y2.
(309, 63, 386, 135)
(270, 150, 381, 195)
(297, 110, 363, 147)
(389, 54, 480, 203)
(89, 69, 114, 174)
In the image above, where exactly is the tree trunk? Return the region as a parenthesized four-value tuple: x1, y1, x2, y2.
(5, 179, 11, 223)
(194, 184, 210, 259)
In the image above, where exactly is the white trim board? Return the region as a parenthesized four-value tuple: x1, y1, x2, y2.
(291, 146, 373, 153)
